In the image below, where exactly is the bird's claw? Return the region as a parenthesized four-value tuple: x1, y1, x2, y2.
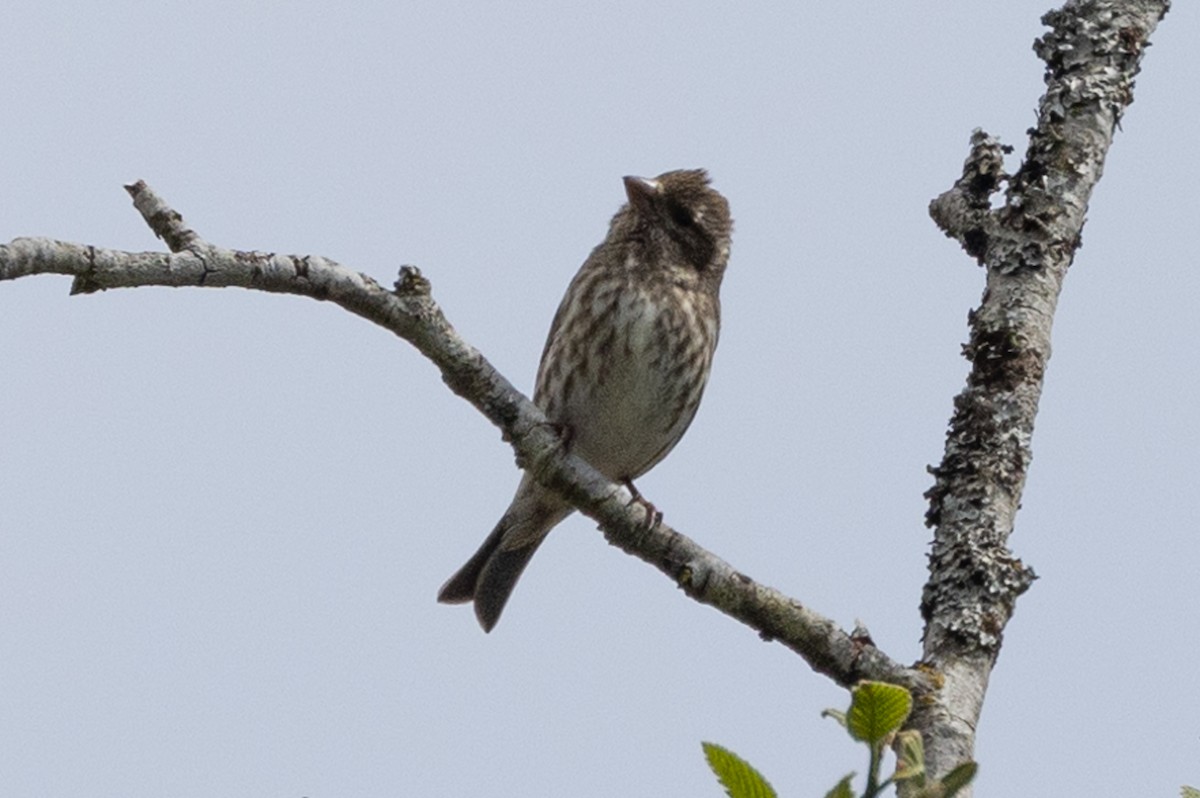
(622, 479, 662, 529)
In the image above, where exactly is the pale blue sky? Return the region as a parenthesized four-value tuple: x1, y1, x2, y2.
(2, 2, 1197, 795)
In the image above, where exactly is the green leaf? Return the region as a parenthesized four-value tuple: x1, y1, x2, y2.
(1181, 788, 1200, 798)
(893, 730, 926, 783)
(938, 761, 978, 797)
(846, 681, 913, 744)
(701, 742, 777, 798)
(823, 774, 855, 798)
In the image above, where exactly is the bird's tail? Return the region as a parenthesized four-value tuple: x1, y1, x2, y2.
(437, 486, 571, 632)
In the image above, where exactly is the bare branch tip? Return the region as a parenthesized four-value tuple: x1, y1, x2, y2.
(850, 620, 876, 648)
(68, 277, 93, 296)
(930, 129, 1014, 256)
(393, 264, 431, 297)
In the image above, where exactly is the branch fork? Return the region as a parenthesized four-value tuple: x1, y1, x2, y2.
(0, 5, 1172, 791)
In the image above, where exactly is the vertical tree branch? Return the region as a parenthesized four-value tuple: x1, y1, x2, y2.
(916, 0, 1170, 787)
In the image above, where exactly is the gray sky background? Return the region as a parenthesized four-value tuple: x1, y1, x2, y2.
(2, 2, 1197, 796)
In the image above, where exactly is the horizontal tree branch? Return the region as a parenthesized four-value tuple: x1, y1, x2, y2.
(0, 180, 929, 695)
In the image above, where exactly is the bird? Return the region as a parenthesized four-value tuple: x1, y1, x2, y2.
(437, 169, 733, 631)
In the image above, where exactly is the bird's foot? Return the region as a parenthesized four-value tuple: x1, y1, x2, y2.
(545, 420, 573, 452)
(622, 479, 662, 529)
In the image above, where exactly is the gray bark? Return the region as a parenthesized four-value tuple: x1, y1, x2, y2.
(919, 0, 1170, 790)
(0, 1, 1173, 793)
(0, 184, 924, 693)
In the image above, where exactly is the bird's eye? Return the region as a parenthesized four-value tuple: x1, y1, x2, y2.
(667, 201, 694, 228)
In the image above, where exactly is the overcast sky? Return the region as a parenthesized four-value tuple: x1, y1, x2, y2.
(2, 2, 1197, 796)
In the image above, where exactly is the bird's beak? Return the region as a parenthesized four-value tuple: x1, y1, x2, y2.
(623, 175, 659, 210)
